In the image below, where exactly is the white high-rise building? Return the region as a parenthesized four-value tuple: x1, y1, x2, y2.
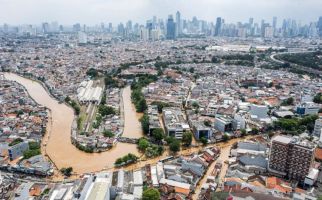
(140, 27, 149, 41)
(314, 117, 322, 136)
(78, 32, 87, 44)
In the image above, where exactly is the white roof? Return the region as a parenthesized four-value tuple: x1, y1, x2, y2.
(159, 178, 191, 189)
(272, 135, 292, 144)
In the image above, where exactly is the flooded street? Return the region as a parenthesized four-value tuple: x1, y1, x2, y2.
(122, 86, 143, 138)
(4, 73, 141, 174)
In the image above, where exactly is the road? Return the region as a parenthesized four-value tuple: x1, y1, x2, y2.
(192, 136, 252, 199)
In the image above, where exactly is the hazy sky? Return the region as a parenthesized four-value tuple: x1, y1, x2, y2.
(0, 0, 321, 25)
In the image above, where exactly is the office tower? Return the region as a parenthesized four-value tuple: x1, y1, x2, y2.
(42, 22, 49, 33)
(73, 23, 81, 32)
(108, 23, 113, 33)
(117, 23, 125, 37)
(273, 17, 277, 29)
(166, 15, 176, 40)
(126, 20, 132, 33)
(140, 26, 149, 41)
(273, 16, 277, 36)
(3, 24, 9, 33)
(264, 26, 274, 38)
(268, 135, 315, 181)
(317, 16, 322, 37)
(249, 18, 254, 27)
(176, 11, 181, 36)
(214, 17, 222, 36)
(51, 21, 59, 32)
(146, 20, 153, 40)
(152, 16, 157, 28)
(78, 32, 87, 44)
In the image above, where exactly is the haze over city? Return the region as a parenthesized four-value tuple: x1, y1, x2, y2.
(0, 0, 322, 24)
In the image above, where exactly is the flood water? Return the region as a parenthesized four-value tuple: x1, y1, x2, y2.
(122, 86, 143, 138)
(4, 73, 142, 174)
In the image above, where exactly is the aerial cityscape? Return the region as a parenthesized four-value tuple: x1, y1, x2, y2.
(0, 0, 322, 200)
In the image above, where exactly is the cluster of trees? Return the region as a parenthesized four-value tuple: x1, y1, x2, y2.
(102, 130, 114, 138)
(86, 68, 99, 78)
(60, 167, 73, 177)
(281, 97, 294, 106)
(98, 105, 116, 116)
(151, 101, 172, 113)
(314, 93, 322, 104)
(131, 75, 158, 112)
(182, 132, 193, 147)
(131, 89, 147, 112)
(140, 114, 150, 135)
(104, 75, 119, 88)
(138, 137, 164, 158)
(114, 153, 138, 166)
(9, 138, 23, 146)
(165, 137, 181, 153)
(23, 141, 41, 159)
(142, 188, 160, 200)
(277, 51, 322, 70)
(75, 142, 94, 153)
(222, 54, 255, 61)
(273, 115, 318, 135)
(65, 96, 81, 115)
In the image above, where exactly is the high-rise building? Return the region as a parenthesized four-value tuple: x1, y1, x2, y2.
(176, 11, 181, 36)
(78, 32, 87, 44)
(313, 117, 322, 137)
(268, 135, 315, 181)
(73, 23, 81, 32)
(273, 17, 277, 29)
(166, 15, 176, 40)
(264, 26, 274, 38)
(317, 16, 322, 37)
(42, 22, 49, 33)
(146, 20, 153, 40)
(214, 17, 222, 36)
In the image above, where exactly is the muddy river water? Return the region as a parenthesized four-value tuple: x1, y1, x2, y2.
(4, 73, 143, 174)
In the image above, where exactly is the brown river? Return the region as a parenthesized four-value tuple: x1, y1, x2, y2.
(4, 73, 143, 174)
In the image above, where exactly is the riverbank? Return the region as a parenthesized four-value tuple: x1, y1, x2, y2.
(3, 73, 142, 175)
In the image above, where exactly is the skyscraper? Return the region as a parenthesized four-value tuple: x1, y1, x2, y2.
(317, 16, 322, 37)
(175, 11, 181, 36)
(214, 17, 222, 36)
(166, 15, 176, 40)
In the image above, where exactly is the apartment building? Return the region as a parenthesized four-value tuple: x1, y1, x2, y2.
(268, 135, 315, 181)
(162, 107, 189, 139)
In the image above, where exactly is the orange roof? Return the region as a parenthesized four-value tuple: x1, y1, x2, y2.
(175, 187, 190, 195)
(266, 177, 292, 194)
(247, 98, 260, 104)
(315, 148, 322, 160)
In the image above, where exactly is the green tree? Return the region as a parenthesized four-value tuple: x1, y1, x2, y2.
(98, 105, 115, 116)
(142, 188, 160, 200)
(222, 134, 229, 142)
(169, 139, 180, 153)
(182, 132, 193, 146)
(251, 128, 259, 134)
(200, 137, 208, 145)
(313, 93, 322, 104)
(102, 130, 114, 138)
(140, 114, 150, 135)
(60, 167, 73, 177)
(152, 128, 164, 143)
(86, 68, 98, 78)
(281, 97, 294, 106)
(240, 129, 247, 137)
(138, 138, 150, 151)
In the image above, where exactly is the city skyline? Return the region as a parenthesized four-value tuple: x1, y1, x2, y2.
(1, 0, 322, 25)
